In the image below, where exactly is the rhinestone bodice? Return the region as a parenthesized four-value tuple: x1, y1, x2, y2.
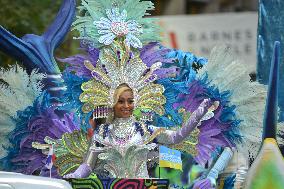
(92, 117, 155, 178)
(110, 117, 137, 145)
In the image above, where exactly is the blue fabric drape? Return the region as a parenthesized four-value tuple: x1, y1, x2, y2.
(257, 0, 284, 121)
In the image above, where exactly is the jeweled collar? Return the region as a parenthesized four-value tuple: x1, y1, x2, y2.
(112, 116, 136, 128)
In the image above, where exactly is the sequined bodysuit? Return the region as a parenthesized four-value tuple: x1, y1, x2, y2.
(91, 117, 157, 178)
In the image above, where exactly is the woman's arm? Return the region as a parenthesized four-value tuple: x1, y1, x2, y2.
(63, 137, 102, 178)
(156, 98, 213, 144)
(193, 147, 234, 189)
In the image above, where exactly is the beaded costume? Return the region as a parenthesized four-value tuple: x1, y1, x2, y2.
(0, 0, 284, 188)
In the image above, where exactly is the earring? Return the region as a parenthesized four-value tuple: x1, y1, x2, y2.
(93, 106, 110, 119)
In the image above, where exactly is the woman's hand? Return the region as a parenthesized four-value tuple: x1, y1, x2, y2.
(63, 163, 92, 179)
(193, 177, 216, 189)
(168, 99, 213, 144)
(193, 148, 234, 189)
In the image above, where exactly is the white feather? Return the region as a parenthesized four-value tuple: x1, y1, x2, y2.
(0, 64, 46, 157)
(0, 120, 13, 158)
(198, 45, 284, 159)
(0, 65, 46, 117)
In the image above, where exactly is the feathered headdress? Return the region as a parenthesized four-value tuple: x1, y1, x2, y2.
(79, 41, 166, 118)
(74, 0, 166, 120)
(73, 0, 161, 48)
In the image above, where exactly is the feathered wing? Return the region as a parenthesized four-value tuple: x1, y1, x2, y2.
(2, 98, 82, 176)
(199, 45, 284, 159)
(0, 65, 85, 176)
(0, 65, 45, 117)
(160, 45, 279, 166)
(154, 47, 237, 166)
(0, 65, 45, 158)
(0, 118, 14, 159)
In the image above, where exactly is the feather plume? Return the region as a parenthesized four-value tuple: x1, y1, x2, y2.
(0, 65, 45, 158)
(198, 45, 284, 159)
(0, 65, 45, 117)
(73, 0, 160, 47)
(58, 45, 100, 78)
(1, 91, 80, 176)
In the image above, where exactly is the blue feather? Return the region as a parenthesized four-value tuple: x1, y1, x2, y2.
(197, 75, 242, 144)
(0, 91, 52, 171)
(223, 174, 236, 189)
(59, 71, 90, 131)
(154, 78, 190, 127)
(165, 49, 207, 81)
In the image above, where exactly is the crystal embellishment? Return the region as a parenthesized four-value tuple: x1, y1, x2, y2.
(94, 8, 143, 48)
(80, 42, 166, 117)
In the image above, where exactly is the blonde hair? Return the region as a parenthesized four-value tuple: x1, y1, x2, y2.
(106, 84, 133, 123)
(113, 84, 133, 106)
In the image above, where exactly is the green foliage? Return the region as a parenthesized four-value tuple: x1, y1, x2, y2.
(0, 0, 62, 36)
(0, 0, 160, 68)
(0, 0, 81, 69)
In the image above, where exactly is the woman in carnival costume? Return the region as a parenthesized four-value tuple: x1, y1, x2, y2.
(0, 0, 283, 188)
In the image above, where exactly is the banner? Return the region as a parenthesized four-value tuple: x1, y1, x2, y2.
(158, 12, 258, 73)
(159, 145, 182, 170)
(45, 145, 55, 170)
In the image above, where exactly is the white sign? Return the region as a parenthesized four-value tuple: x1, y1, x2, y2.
(157, 12, 258, 72)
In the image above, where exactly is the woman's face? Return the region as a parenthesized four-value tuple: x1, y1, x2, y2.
(114, 90, 134, 118)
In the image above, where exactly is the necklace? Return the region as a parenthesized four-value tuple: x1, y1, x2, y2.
(110, 117, 136, 145)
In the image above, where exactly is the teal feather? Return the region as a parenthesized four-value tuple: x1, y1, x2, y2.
(73, 0, 160, 47)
